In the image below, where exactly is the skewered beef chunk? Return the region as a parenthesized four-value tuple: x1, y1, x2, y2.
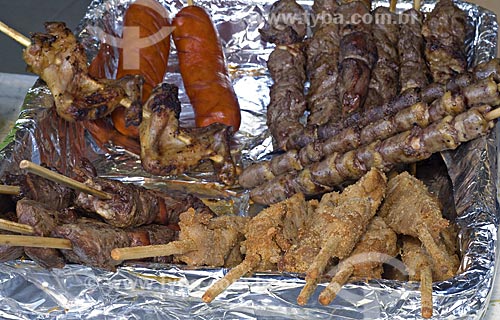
(16, 199, 71, 269)
(75, 176, 213, 228)
(52, 219, 176, 270)
(259, 0, 307, 45)
(422, 0, 468, 84)
(398, 9, 429, 91)
(266, 44, 307, 150)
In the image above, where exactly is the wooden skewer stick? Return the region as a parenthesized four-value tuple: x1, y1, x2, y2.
(0, 219, 34, 235)
(0, 234, 72, 250)
(19, 160, 113, 200)
(0, 20, 31, 47)
(486, 107, 500, 121)
(414, 0, 421, 11)
(187, 0, 194, 6)
(0, 20, 132, 109)
(0, 185, 20, 195)
(111, 240, 195, 261)
(389, 0, 397, 13)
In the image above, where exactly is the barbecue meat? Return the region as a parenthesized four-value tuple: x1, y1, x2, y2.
(75, 176, 212, 228)
(23, 22, 142, 122)
(398, 9, 429, 91)
(422, 0, 468, 84)
(52, 219, 176, 270)
(16, 199, 70, 269)
(379, 172, 459, 278)
(173, 208, 248, 267)
(259, 0, 307, 45)
(337, 1, 377, 116)
(6, 168, 74, 211)
(140, 83, 236, 185)
(305, 1, 341, 126)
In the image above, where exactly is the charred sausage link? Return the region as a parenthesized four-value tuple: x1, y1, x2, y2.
(422, 0, 468, 84)
(173, 6, 241, 131)
(250, 106, 495, 204)
(238, 75, 500, 189)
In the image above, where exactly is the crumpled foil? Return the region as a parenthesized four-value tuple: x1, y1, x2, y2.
(0, 0, 498, 319)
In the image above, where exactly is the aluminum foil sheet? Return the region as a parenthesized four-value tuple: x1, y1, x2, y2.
(0, 0, 499, 318)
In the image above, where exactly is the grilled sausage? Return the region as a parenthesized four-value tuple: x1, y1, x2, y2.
(172, 5, 241, 131)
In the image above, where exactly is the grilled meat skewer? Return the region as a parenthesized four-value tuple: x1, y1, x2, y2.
(422, 0, 468, 84)
(266, 44, 308, 150)
(23, 22, 142, 122)
(259, 0, 307, 45)
(318, 216, 398, 305)
(239, 76, 500, 189)
(140, 83, 236, 185)
(250, 105, 496, 204)
(296, 168, 386, 305)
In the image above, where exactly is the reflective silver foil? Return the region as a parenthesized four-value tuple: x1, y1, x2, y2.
(0, 0, 498, 318)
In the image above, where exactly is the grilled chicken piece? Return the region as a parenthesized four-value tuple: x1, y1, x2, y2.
(202, 192, 310, 303)
(23, 22, 142, 122)
(169, 208, 248, 267)
(378, 172, 458, 279)
(296, 168, 387, 305)
(140, 83, 236, 185)
(318, 216, 398, 305)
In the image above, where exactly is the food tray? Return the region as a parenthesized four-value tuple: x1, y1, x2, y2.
(0, 0, 498, 318)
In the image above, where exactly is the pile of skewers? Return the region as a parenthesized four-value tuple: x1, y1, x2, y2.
(0, 163, 458, 318)
(240, 0, 500, 206)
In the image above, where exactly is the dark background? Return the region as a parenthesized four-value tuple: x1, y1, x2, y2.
(0, 0, 92, 74)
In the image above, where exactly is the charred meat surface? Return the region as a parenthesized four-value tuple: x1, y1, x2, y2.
(422, 0, 468, 84)
(16, 199, 69, 269)
(23, 22, 143, 122)
(75, 176, 213, 228)
(259, 0, 307, 45)
(140, 83, 236, 185)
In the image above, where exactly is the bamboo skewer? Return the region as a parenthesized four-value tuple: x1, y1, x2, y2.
(0, 20, 132, 109)
(389, 0, 397, 13)
(111, 240, 196, 261)
(414, 0, 421, 11)
(0, 234, 72, 250)
(19, 160, 113, 200)
(0, 219, 34, 235)
(0, 21, 31, 47)
(0, 185, 20, 195)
